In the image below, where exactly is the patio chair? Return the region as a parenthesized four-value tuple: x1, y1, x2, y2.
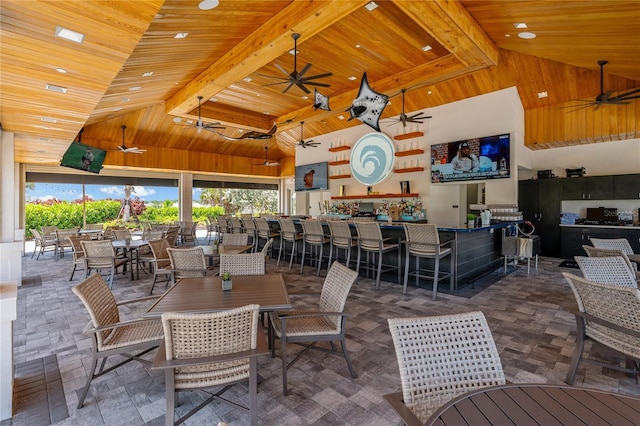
(80, 240, 129, 289)
(205, 216, 217, 244)
(68, 235, 91, 281)
(166, 246, 207, 284)
(220, 233, 249, 246)
(299, 220, 330, 276)
(574, 255, 637, 288)
(147, 239, 173, 294)
(112, 228, 131, 241)
(582, 244, 639, 279)
(219, 252, 265, 276)
(277, 218, 302, 269)
(180, 221, 198, 245)
(354, 221, 401, 289)
(562, 273, 640, 385)
(402, 223, 454, 299)
(153, 304, 266, 426)
(269, 261, 358, 395)
(71, 274, 163, 409)
(384, 311, 506, 424)
(590, 238, 640, 263)
(30, 228, 58, 260)
(55, 228, 79, 258)
(164, 225, 180, 247)
(41, 225, 59, 238)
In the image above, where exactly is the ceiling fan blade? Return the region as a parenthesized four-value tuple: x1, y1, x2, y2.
(295, 82, 311, 94)
(611, 88, 640, 101)
(263, 80, 291, 87)
(274, 63, 290, 78)
(296, 63, 313, 79)
(303, 72, 333, 81)
(282, 81, 295, 94)
(301, 81, 330, 88)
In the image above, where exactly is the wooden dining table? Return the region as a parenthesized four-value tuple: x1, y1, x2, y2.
(145, 273, 291, 317)
(425, 383, 640, 426)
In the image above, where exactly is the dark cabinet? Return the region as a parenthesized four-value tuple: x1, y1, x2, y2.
(518, 179, 561, 257)
(613, 174, 640, 199)
(561, 226, 640, 259)
(561, 176, 613, 200)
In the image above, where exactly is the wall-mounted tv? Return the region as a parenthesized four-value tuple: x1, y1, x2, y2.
(60, 141, 107, 174)
(295, 161, 329, 191)
(430, 133, 510, 183)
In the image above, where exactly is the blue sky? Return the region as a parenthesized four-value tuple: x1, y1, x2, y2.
(26, 183, 204, 203)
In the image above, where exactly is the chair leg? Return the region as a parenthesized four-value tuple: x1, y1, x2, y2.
(165, 370, 175, 426)
(299, 242, 306, 274)
(70, 264, 77, 281)
(403, 252, 410, 294)
(249, 357, 258, 425)
(316, 244, 323, 276)
(566, 317, 586, 385)
(288, 240, 296, 270)
(432, 257, 440, 301)
(340, 337, 357, 379)
(77, 356, 99, 408)
(375, 251, 382, 290)
(108, 267, 115, 290)
(277, 238, 284, 267)
(281, 332, 289, 396)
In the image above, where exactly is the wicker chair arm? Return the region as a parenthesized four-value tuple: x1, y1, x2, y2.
(82, 317, 160, 334)
(115, 295, 160, 306)
(574, 311, 640, 339)
(152, 329, 269, 370)
(382, 392, 423, 426)
(276, 311, 351, 320)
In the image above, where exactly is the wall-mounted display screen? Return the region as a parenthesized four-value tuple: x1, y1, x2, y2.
(295, 161, 329, 191)
(60, 141, 107, 174)
(430, 133, 510, 183)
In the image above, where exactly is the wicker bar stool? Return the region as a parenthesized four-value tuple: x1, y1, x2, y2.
(299, 220, 330, 276)
(327, 220, 357, 269)
(354, 221, 401, 289)
(254, 217, 278, 255)
(277, 218, 302, 269)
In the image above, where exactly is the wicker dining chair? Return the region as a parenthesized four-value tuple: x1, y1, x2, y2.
(146, 239, 173, 294)
(180, 221, 199, 245)
(166, 246, 207, 284)
(68, 234, 91, 281)
(354, 221, 401, 289)
(269, 261, 359, 395)
(299, 219, 330, 276)
(574, 255, 637, 288)
(590, 238, 640, 263)
(72, 274, 163, 409)
(277, 218, 302, 269)
(219, 252, 266, 276)
(112, 228, 132, 241)
(55, 228, 79, 258)
(80, 240, 129, 289)
(562, 272, 640, 385)
(30, 228, 58, 260)
(402, 223, 454, 300)
(384, 311, 506, 424)
(154, 304, 266, 426)
(582, 244, 639, 278)
(327, 220, 358, 269)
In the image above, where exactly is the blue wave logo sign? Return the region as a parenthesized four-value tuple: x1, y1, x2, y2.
(350, 133, 395, 185)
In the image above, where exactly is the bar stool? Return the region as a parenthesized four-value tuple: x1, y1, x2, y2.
(402, 223, 454, 300)
(277, 218, 302, 269)
(229, 216, 244, 234)
(327, 220, 357, 269)
(299, 220, 330, 276)
(241, 217, 257, 252)
(254, 217, 278, 255)
(354, 222, 401, 289)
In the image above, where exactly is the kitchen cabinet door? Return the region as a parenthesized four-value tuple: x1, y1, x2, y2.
(613, 174, 640, 200)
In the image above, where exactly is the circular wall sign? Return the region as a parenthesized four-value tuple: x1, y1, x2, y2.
(350, 132, 395, 185)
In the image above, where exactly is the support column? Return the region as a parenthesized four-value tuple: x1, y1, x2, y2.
(178, 172, 193, 222)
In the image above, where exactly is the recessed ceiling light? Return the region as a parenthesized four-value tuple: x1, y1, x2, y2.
(174, 32, 189, 39)
(421, 45, 432, 52)
(173, 117, 183, 123)
(45, 84, 67, 93)
(338, 115, 345, 120)
(427, 90, 433, 95)
(348, 76, 357, 81)
(121, 98, 130, 103)
(55, 26, 85, 43)
(518, 32, 536, 39)
(355, 44, 361, 48)
(186, 120, 194, 125)
(364, 1, 378, 11)
(263, 112, 270, 115)
(209, 97, 218, 102)
(198, 0, 219, 10)
(505, 34, 511, 38)
(513, 23, 528, 29)
(41, 117, 57, 123)
(288, 49, 299, 56)
(55, 68, 67, 74)
(142, 71, 153, 77)
(537, 91, 548, 98)
(128, 86, 142, 91)
(243, 77, 252, 82)
(301, 96, 308, 100)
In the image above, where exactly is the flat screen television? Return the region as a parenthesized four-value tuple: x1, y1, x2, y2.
(295, 161, 329, 191)
(430, 133, 510, 183)
(60, 141, 107, 174)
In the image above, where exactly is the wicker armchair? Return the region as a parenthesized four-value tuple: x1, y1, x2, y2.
(68, 235, 91, 281)
(179, 221, 198, 245)
(277, 218, 302, 269)
(80, 240, 129, 289)
(72, 274, 163, 408)
(30, 228, 58, 260)
(590, 238, 640, 263)
(164, 225, 180, 247)
(327, 220, 357, 269)
(574, 255, 637, 288)
(146, 239, 173, 295)
(269, 261, 358, 395)
(153, 304, 266, 426)
(55, 228, 79, 258)
(384, 311, 505, 424)
(354, 221, 401, 289)
(562, 272, 640, 384)
(219, 252, 266, 276)
(402, 223, 454, 299)
(112, 228, 131, 241)
(221, 232, 250, 246)
(300, 219, 330, 276)
(166, 247, 207, 284)
(583, 244, 639, 278)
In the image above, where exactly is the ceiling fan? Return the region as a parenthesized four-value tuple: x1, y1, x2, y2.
(258, 146, 280, 167)
(261, 33, 332, 94)
(297, 121, 319, 148)
(386, 88, 431, 127)
(564, 61, 640, 112)
(117, 125, 145, 154)
(187, 96, 225, 132)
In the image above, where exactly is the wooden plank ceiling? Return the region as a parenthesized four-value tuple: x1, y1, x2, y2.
(1, 0, 639, 176)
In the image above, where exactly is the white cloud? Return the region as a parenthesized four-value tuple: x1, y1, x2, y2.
(37, 195, 56, 201)
(100, 186, 123, 196)
(98, 185, 156, 197)
(132, 186, 156, 197)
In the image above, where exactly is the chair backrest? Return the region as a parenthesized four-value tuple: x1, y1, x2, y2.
(164, 226, 181, 246)
(41, 225, 59, 237)
(80, 240, 117, 268)
(161, 304, 260, 365)
(221, 233, 249, 246)
(582, 245, 637, 273)
(71, 274, 120, 350)
(148, 239, 171, 269)
(84, 223, 104, 231)
(345, 217, 374, 223)
(113, 229, 131, 240)
(318, 262, 358, 331)
(403, 223, 443, 255)
(590, 238, 635, 256)
(241, 217, 256, 232)
(354, 222, 383, 250)
(327, 221, 354, 248)
(575, 256, 637, 288)
(387, 311, 506, 422)
(229, 217, 243, 233)
(56, 229, 79, 248)
(142, 229, 164, 241)
(31, 228, 45, 243)
(69, 235, 91, 260)
(254, 217, 272, 237)
(278, 218, 298, 241)
(216, 216, 230, 233)
(219, 252, 265, 276)
(166, 247, 207, 278)
(300, 220, 325, 244)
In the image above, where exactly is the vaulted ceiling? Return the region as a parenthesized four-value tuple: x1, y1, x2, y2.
(1, 0, 639, 175)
